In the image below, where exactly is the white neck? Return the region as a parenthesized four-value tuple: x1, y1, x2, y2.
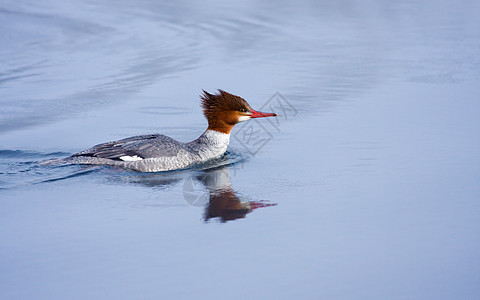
(188, 130, 230, 161)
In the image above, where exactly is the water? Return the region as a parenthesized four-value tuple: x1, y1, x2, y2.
(1, 0, 479, 299)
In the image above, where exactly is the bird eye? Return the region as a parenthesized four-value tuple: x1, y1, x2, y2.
(239, 108, 247, 113)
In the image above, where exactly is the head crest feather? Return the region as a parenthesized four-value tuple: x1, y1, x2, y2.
(200, 90, 251, 119)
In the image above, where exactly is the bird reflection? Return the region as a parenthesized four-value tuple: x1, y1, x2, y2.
(187, 166, 276, 222)
(106, 161, 276, 222)
(205, 189, 252, 222)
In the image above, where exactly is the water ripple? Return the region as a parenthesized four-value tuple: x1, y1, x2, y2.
(0, 148, 247, 191)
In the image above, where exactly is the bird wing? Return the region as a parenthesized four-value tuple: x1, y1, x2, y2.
(72, 134, 185, 161)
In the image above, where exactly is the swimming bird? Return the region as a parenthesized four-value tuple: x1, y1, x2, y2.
(55, 90, 277, 172)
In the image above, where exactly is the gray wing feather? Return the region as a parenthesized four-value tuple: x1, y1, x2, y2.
(72, 134, 184, 160)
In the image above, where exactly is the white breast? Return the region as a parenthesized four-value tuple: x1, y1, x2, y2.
(194, 130, 230, 161)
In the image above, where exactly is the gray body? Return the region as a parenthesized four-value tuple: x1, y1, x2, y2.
(60, 130, 230, 172)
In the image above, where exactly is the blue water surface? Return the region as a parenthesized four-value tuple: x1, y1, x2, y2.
(1, 1, 479, 299)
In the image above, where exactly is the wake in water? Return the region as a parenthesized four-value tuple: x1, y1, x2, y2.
(0, 149, 247, 190)
(0, 149, 89, 190)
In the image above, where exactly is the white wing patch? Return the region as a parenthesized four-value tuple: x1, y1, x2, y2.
(119, 155, 143, 161)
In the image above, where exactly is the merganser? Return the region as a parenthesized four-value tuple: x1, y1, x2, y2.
(55, 90, 277, 172)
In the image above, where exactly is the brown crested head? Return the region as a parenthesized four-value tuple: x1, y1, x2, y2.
(200, 90, 252, 134)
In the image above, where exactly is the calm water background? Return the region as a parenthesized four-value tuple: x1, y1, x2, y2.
(1, 0, 480, 299)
